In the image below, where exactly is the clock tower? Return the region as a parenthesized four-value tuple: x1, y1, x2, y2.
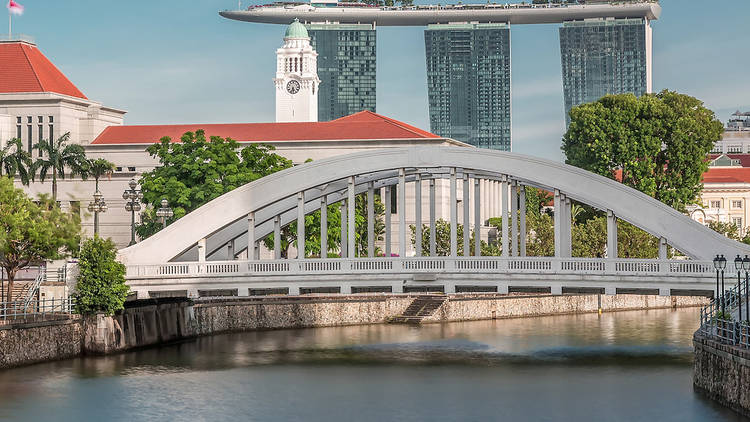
(275, 19, 320, 123)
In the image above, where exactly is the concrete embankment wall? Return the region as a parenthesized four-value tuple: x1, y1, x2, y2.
(694, 333, 750, 416)
(0, 318, 82, 369)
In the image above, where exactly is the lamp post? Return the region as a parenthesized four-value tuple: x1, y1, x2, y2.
(156, 199, 174, 229)
(744, 255, 750, 324)
(87, 190, 108, 235)
(122, 178, 142, 246)
(719, 254, 727, 314)
(736, 255, 743, 323)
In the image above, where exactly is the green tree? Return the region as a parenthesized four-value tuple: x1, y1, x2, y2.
(136, 130, 292, 238)
(33, 132, 90, 201)
(73, 236, 129, 316)
(0, 177, 80, 300)
(88, 158, 116, 191)
(0, 138, 33, 185)
(562, 90, 723, 211)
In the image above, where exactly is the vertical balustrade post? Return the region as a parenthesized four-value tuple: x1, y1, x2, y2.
(606, 210, 618, 259)
(384, 186, 392, 257)
(297, 192, 305, 260)
(519, 185, 526, 257)
(274, 215, 281, 259)
(198, 238, 206, 262)
(511, 180, 518, 257)
(474, 177, 481, 257)
(247, 212, 256, 260)
(429, 178, 436, 256)
(563, 196, 572, 258)
(415, 174, 422, 257)
(450, 168, 458, 257)
(348, 176, 356, 258)
(501, 177, 509, 257)
(658, 237, 668, 260)
(554, 189, 561, 258)
(463, 173, 470, 256)
(398, 169, 406, 258)
(367, 182, 375, 257)
(320, 197, 328, 259)
(340, 200, 348, 258)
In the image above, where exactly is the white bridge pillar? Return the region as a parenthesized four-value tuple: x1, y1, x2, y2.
(198, 238, 206, 262)
(606, 210, 618, 259)
(510, 180, 519, 257)
(554, 189, 561, 258)
(367, 181, 375, 258)
(415, 174, 422, 257)
(348, 176, 356, 258)
(463, 173, 470, 256)
(450, 168, 458, 257)
(384, 186, 392, 257)
(398, 169, 406, 258)
(474, 177, 481, 257)
(340, 201, 347, 258)
(501, 176, 509, 257)
(297, 191, 305, 260)
(320, 197, 327, 258)
(659, 237, 668, 260)
(429, 178, 436, 256)
(519, 185, 526, 257)
(273, 215, 281, 259)
(247, 212, 257, 260)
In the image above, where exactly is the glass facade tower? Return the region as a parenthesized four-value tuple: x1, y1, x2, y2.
(424, 23, 511, 151)
(306, 24, 376, 121)
(559, 18, 652, 125)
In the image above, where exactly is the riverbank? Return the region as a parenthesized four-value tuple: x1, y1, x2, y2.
(693, 332, 750, 417)
(0, 293, 709, 369)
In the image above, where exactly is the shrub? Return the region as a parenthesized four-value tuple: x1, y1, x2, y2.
(73, 236, 129, 315)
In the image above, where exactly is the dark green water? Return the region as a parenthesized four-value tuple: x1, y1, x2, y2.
(0, 307, 745, 421)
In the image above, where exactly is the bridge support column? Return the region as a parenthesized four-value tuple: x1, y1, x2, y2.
(297, 192, 305, 260)
(320, 197, 328, 258)
(606, 210, 618, 259)
(563, 196, 572, 258)
(340, 201, 347, 258)
(511, 180, 519, 257)
(519, 185, 526, 257)
(429, 179, 436, 256)
(463, 173, 470, 256)
(415, 175, 422, 257)
(551, 285, 562, 295)
(554, 189, 561, 258)
(198, 238, 206, 262)
(274, 216, 281, 259)
(348, 176, 356, 258)
(474, 177, 481, 257)
(501, 177, 509, 257)
(450, 168, 458, 257)
(227, 240, 234, 260)
(385, 186, 392, 257)
(398, 169, 406, 258)
(367, 182, 375, 257)
(659, 237, 668, 260)
(247, 212, 257, 261)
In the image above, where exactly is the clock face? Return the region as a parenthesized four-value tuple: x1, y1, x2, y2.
(286, 80, 301, 95)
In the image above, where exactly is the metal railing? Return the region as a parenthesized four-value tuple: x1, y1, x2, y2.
(699, 270, 750, 348)
(0, 297, 76, 323)
(126, 257, 723, 279)
(22, 270, 45, 310)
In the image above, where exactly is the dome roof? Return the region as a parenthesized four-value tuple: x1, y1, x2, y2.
(284, 19, 309, 39)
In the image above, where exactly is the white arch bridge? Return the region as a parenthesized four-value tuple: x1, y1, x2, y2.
(119, 147, 750, 299)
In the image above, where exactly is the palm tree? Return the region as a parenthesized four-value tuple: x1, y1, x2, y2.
(33, 133, 90, 201)
(0, 138, 33, 185)
(88, 158, 116, 191)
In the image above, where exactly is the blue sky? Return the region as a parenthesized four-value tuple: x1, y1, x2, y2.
(9, 0, 750, 160)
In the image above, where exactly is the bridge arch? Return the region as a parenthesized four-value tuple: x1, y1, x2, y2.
(118, 146, 750, 265)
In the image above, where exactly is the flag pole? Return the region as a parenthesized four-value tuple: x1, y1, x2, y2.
(8, 11, 11, 39)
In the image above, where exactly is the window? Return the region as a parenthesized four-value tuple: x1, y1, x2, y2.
(27, 116, 31, 124)
(115, 167, 123, 172)
(733, 217, 743, 228)
(48, 116, 53, 123)
(49, 124, 53, 141)
(710, 200, 722, 209)
(733, 200, 743, 209)
(728, 145, 742, 153)
(16, 116, 21, 124)
(391, 187, 397, 214)
(127, 166, 136, 172)
(37, 116, 43, 123)
(27, 125, 32, 153)
(38, 125, 43, 142)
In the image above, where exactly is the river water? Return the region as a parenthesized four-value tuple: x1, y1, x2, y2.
(0, 307, 745, 421)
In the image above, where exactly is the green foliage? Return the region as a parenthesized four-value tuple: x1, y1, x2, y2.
(562, 90, 724, 211)
(0, 138, 33, 185)
(409, 219, 497, 256)
(137, 130, 292, 238)
(88, 158, 116, 190)
(708, 221, 750, 245)
(33, 132, 90, 201)
(73, 236, 129, 316)
(0, 177, 80, 299)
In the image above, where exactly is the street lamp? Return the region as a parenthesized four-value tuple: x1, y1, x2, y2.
(744, 255, 750, 324)
(122, 178, 142, 246)
(156, 198, 174, 229)
(736, 255, 743, 323)
(87, 190, 108, 235)
(713, 254, 727, 314)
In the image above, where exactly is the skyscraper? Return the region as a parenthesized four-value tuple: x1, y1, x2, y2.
(559, 18, 652, 124)
(306, 24, 376, 122)
(425, 23, 511, 151)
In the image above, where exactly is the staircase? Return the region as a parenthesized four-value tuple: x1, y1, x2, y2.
(389, 295, 448, 324)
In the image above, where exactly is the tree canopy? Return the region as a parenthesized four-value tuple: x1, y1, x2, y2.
(562, 90, 723, 211)
(73, 236, 129, 316)
(0, 177, 80, 300)
(0, 138, 33, 186)
(33, 132, 90, 201)
(137, 130, 292, 238)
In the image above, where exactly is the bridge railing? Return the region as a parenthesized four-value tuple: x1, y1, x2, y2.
(125, 257, 719, 279)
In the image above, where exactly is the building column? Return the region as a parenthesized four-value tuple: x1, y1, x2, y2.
(198, 238, 206, 262)
(450, 168, 458, 257)
(398, 168, 406, 258)
(247, 212, 256, 261)
(340, 201, 347, 258)
(429, 178, 436, 256)
(659, 237, 668, 260)
(348, 176, 355, 258)
(384, 186, 392, 257)
(414, 174, 422, 257)
(510, 181, 519, 257)
(606, 210, 618, 259)
(519, 186, 526, 257)
(554, 189, 561, 258)
(274, 216, 281, 259)
(297, 192, 305, 260)
(501, 177, 509, 257)
(474, 178, 481, 257)
(463, 173, 470, 256)
(320, 197, 327, 259)
(367, 181, 375, 257)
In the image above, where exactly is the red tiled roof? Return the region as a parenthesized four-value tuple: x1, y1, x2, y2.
(708, 154, 750, 167)
(91, 111, 441, 145)
(0, 41, 87, 99)
(703, 168, 750, 184)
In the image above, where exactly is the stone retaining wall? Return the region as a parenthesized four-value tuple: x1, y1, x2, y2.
(0, 318, 82, 369)
(693, 333, 750, 416)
